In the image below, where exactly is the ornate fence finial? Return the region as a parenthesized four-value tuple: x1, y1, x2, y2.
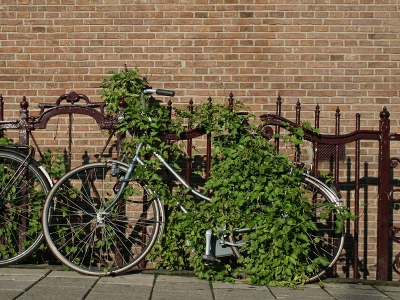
(296, 99, 301, 125)
(380, 106, 390, 119)
(315, 104, 320, 128)
(208, 96, 212, 109)
(20, 96, 28, 110)
(228, 92, 234, 112)
(117, 95, 127, 122)
(118, 95, 127, 109)
(356, 113, 360, 130)
(276, 93, 282, 116)
(188, 99, 194, 129)
(189, 99, 193, 113)
(167, 99, 172, 120)
(335, 107, 341, 135)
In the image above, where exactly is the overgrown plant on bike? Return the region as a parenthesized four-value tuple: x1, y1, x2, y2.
(41, 67, 351, 287)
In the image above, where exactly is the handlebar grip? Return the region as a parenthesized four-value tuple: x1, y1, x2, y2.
(156, 89, 175, 97)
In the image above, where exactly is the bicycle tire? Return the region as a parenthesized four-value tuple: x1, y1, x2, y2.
(0, 149, 52, 266)
(42, 161, 161, 276)
(228, 172, 345, 283)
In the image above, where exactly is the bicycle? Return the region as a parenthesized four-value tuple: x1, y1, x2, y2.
(41, 87, 345, 282)
(0, 144, 52, 265)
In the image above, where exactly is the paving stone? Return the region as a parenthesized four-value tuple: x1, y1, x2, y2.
(375, 285, 400, 300)
(17, 285, 91, 300)
(0, 279, 37, 291)
(269, 285, 334, 300)
(323, 283, 390, 300)
(0, 268, 49, 276)
(214, 288, 275, 300)
(0, 274, 45, 282)
(152, 290, 213, 300)
(156, 275, 206, 283)
(86, 274, 154, 300)
(152, 275, 213, 300)
(213, 280, 269, 290)
(0, 268, 47, 299)
(35, 277, 97, 288)
(97, 273, 154, 286)
(87, 284, 153, 300)
(45, 271, 92, 278)
(213, 280, 274, 299)
(0, 268, 393, 300)
(0, 290, 24, 299)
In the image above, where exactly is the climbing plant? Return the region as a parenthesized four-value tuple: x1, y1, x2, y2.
(101, 67, 349, 286)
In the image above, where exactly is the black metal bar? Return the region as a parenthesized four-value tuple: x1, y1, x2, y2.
(377, 107, 391, 280)
(0, 94, 4, 138)
(313, 104, 320, 177)
(354, 113, 360, 279)
(205, 97, 212, 181)
(274, 94, 282, 153)
(186, 99, 194, 184)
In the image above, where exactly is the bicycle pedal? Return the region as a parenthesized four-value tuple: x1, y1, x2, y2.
(202, 254, 216, 264)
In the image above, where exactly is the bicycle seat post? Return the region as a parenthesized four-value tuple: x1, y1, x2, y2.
(141, 85, 151, 112)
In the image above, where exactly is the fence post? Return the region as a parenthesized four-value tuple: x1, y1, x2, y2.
(274, 94, 282, 153)
(377, 106, 390, 280)
(19, 96, 30, 145)
(0, 94, 3, 138)
(0, 94, 3, 122)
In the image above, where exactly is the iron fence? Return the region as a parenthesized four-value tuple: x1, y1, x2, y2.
(0, 91, 398, 281)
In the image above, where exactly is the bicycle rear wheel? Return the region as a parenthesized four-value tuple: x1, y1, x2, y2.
(229, 173, 344, 283)
(42, 161, 161, 276)
(299, 174, 345, 282)
(0, 149, 51, 266)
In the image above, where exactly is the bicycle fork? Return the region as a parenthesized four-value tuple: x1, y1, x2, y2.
(103, 143, 145, 213)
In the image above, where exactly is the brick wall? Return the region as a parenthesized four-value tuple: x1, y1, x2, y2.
(1, 0, 400, 280)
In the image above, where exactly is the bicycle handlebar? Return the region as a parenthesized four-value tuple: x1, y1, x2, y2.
(142, 87, 175, 97)
(140, 86, 175, 114)
(156, 89, 175, 97)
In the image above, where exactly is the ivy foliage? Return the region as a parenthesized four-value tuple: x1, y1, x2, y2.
(101, 67, 343, 286)
(101, 66, 149, 117)
(155, 103, 317, 286)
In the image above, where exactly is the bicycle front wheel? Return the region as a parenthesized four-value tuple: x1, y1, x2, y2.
(0, 150, 51, 266)
(229, 173, 345, 283)
(42, 161, 161, 276)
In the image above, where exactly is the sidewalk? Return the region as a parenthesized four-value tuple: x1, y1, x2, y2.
(0, 267, 399, 300)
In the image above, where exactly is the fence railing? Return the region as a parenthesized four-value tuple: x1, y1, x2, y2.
(258, 96, 394, 281)
(0, 91, 398, 281)
(161, 95, 398, 281)
(0, 91, 124, 170)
